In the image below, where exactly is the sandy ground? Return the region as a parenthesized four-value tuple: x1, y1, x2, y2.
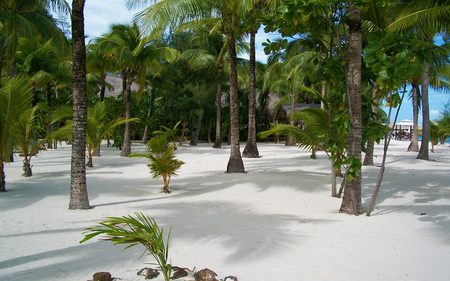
(0, 140, 449, 281)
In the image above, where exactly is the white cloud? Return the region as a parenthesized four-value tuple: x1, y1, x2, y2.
(430, 109, 441, 121)
(84, 0, 135, 40)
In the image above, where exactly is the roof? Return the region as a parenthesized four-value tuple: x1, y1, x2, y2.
(100, 75, 140, 98)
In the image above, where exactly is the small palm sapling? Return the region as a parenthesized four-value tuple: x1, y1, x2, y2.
(129, 135, 184, 193)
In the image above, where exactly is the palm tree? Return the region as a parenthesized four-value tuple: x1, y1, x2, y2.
(0, 0, 69, 78)
(11, 106, 47, 177)
(99, 23, 178, 157)
(129, 135, 184, 194)
(339, 4, 363, 215)
(0, 75, 34, 191)
(53, 102, 140, 167)
(181, 29, 229, 149)
(86, 40, 116, 102)
(127, 0, 261, 173)
(387, 1, 450, 160)
(70, 0, 89, 210)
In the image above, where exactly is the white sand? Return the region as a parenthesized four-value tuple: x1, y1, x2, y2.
(1, 140, 449, 281)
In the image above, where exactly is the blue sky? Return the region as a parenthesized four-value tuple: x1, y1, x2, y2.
(83, 0, 449, 123)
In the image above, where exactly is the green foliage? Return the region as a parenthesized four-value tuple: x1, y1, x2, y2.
(128, 135, 185, 193)
(80, 212, 172, 281)
(363, 31, 423, 91)
(153, 121, 181, 147)
(52, 102, 139, 166)
(0, 75, 34, 160)
(10, 106, 47, 176)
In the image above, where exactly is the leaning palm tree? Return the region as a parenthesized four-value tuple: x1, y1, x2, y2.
(128, 135, 185, 194)
(0, 74, 34, 191)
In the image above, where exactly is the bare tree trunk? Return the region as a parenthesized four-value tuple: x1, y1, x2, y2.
(366, 91, 406, 216)
(141, 93, 156, 144)
(0, 162, 5, 192)
(69, 0, 89, 210)
(120, 75, 134, 157)
(179, 120, 187, 147)
(264, 92, 270, 130)
(207, 117, 212, 143)
(408, 82, 419, 152)
(99, 74, 106, 102)
(213, 66, 223, 149)
(418, 60, 430, 160)
(363, 82, 379, 165)
(189, 114, 203, 146)
(321, 81, 326, 109)
(226, 20, 245, 173)
(285, 92, 296, 146)
(46, 83, 53, 149)
(340, 5, 362, 215)
(243, 30, 259, 158)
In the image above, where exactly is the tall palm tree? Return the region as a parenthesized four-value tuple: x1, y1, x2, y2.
(339, 4, 363, 215)
(99, 22, 178, 157)
(387, 0, 450, 160)
(181, 29, 229, 149)
(127, 0, 261, 173)
(70, 0, 89, 210)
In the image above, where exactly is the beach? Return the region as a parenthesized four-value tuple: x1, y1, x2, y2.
(1, 140, 449, 281)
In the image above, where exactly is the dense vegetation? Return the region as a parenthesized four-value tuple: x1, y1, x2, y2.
(1, 0, 449, 215)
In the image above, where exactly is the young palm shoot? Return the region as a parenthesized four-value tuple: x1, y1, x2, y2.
(80, 212, 172, 281)
(129, 135, 184, 193)
(153, 121, 181, 149)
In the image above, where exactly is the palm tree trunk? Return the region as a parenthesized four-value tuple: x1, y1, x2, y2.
(363, 82, 379, 165)
(207, 116, 212, 143)
(179, 120, 187, 147)
(0, 52, 5, 89)
(243, 30, 259, 158)
(99, 74, 106, 102)
(408, 82, 419, 152)
(226, 20, 245, 173)
(285, 92, 296, 146)
(120, 76, 133, 157)
(69, 0, 89, 210)
(141, 93, 156, 144)
(418, 60, 430, 160)
(340, 4, 362, 215)
(0, 162, 5, 192)
(46, 83, 53, 149)
(22, 157, 32, 177)
(321, 81, 326, 109)
(189, 114, 203, 146)
(213, 66, 223, 149)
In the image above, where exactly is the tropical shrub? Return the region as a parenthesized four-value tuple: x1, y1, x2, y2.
(80, 212, 172, 281)
(11, 106, 47, 177)
(129, 135, 184, 193)
(0, 75, 34, 190)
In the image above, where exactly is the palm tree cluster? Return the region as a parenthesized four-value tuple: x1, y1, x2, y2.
(1, 0, 450, 215)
